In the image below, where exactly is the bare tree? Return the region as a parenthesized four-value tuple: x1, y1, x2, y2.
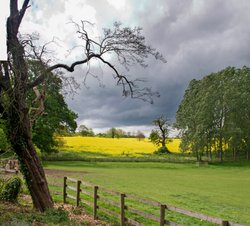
(136, 131, 146, 141)
(150, 116, 171, 153)
(0, 0, 165, 211)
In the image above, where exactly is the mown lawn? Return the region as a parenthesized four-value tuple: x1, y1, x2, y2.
(44, 161, 250, 225)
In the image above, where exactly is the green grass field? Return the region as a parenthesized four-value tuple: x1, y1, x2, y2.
(44, 161, 250, 225)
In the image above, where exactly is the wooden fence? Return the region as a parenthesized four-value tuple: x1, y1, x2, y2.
(62, 176, 244, 226)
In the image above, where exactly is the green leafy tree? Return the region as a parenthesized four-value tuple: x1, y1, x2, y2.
(27, 61, 77, 153)
(32, 91, 77, 153)
(176, 66, 250, 161)
(149, 130, 160, 143)
(106, 127, 117, 138)
(78, 125, 94, 137)
(136, 131, 145, 141)
(106, 127, 128, 138)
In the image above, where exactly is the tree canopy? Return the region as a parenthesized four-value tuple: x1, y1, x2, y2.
(30, 62, 77, 153)
(78, 125, 94, 137)
(175, 66, 250, 161)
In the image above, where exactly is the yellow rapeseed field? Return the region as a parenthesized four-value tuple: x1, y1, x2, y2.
(59, 136, 181, 156)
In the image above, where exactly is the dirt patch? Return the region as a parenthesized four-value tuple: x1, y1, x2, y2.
(0, 199, 32, 213)
(0, 198, 110, 226)
(45, 169, 90, 176)
(45, 169, 92, 182)
(45, 169, 91, 186)
(56, 203, 110, 226)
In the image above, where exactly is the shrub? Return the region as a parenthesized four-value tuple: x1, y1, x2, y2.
(154, 146, 170, 154)
(0, 177, 6, 194)
(0, 128, 10, 151)
(0, 176, 22, 202)
(1, 207, 70, 225)
(43, 207, 69, 224)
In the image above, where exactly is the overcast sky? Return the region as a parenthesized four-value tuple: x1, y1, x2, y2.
(2, 0, 250, 135)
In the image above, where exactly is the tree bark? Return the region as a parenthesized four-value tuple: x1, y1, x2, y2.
(6, 0, 53, 211)
(8, 96, 53, 211)
(219, 129, 223, 162)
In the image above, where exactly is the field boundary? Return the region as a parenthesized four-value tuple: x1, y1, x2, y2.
(60, 176, 245, 226)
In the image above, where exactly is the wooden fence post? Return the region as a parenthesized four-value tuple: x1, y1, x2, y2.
(63, 176, 67, 204)
(160, 204, 166, 226)
(221, 221, 229, 226)
(93, 186, 99, 220)
(76, 180, 81, 206)
(120, 194, 126, 226)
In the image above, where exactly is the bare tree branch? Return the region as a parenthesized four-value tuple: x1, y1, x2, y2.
(27, 53, 98, 89)
(26, 21, 165, 102)
(97, 56, 135, 98)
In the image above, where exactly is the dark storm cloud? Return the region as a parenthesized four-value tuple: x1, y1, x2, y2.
(66, 0, 250, 133)
(66, 70, 159, 128)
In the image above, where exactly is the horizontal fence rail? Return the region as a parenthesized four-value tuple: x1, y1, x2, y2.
(61, 176, 245, 226)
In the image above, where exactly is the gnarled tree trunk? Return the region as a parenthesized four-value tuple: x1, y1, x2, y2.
(8, 96, 53, 211)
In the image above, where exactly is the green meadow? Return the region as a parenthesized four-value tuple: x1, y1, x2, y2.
(44, 161, 250, 225)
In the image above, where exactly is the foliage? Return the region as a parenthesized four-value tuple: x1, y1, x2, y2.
(0, 204, 71, 225)
(78, 125, 94, 137)
(42, 207, 69, 224)
(105, 127, 125, 138)
(0, 177, 22, 202)
(149, 116, 172, 153)
(136, 131, 146, 141)
(28, 61, 78, 153)
(43, 151, 194, 162)
(150, 130, 171, 154)
(154, 146, 170, 154)
(0, 128, 9, 151)
(0, 120, 11, 152)
(102, 128, 146, 139)
(176, 66, 250, 161)
(149, 130, 160, 145)
(0, 177, 5, 194)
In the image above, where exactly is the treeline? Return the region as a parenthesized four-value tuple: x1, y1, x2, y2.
(175, 66, 250, 161)
(2, 62, 249, 162)
(76, 125, 146, 139)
